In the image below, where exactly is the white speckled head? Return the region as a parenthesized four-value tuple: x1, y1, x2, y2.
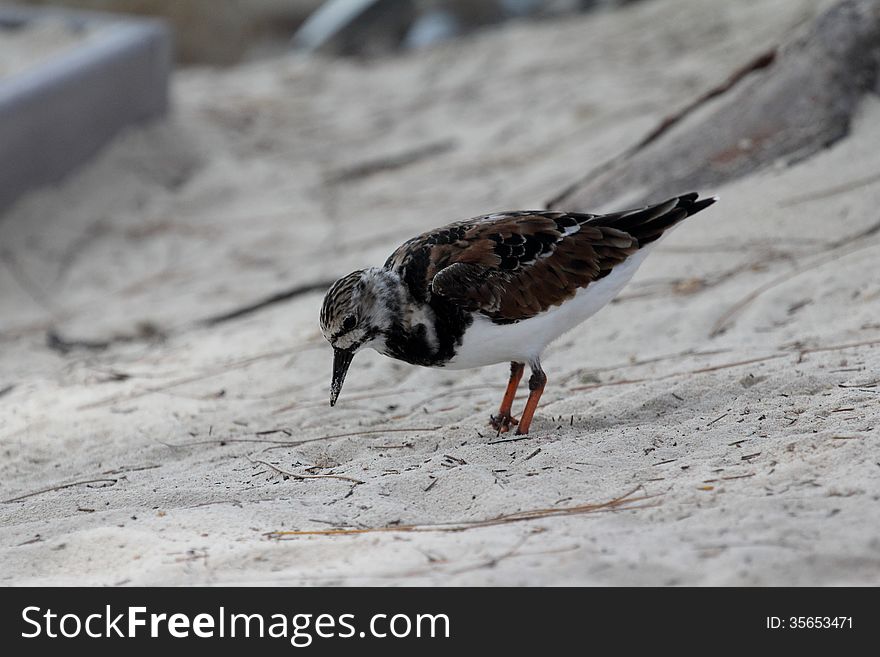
(319, 267, 401, 404)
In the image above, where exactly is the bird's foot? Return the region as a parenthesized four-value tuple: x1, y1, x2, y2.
(489, 412, 519, 435)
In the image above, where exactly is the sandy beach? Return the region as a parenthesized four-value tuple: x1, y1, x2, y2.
(1, 0, 878, 586)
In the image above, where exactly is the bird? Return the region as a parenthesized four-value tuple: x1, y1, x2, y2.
(319, 192, 717, 435)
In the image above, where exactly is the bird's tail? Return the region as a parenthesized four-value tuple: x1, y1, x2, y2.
(593, 193, 718, 246)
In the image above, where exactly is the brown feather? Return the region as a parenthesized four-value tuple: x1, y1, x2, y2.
(386, 194, 716, 323)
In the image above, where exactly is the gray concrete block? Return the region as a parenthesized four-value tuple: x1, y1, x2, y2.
(0, 6, 171, 216)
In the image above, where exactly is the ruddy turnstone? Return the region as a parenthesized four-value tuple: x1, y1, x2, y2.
(320, 193, 717, 434)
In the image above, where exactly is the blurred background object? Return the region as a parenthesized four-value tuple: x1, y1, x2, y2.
(5, 0, 647, 63)
(5, 0, 324, 64)
(0, 5, 169, 214)
(0, 0, 647, 212)
(292, 0, 418, 56)
(286, 0, 649, 57)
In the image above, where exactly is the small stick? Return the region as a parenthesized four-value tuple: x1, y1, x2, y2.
(557, 348, 730, 385)
(200, 281, 334, 326)
(274, 383, 504, 416)
(488, 435, 534, 445)
(710, 238, 880, 337)
(570, 354, 789, 392)
(79, 345, 315, 410)
(3, 478, 118, 503)
(261, 426, 441, 451)
(703, 473, 755, 483)
(267, 487, 657, 538)
(707, 412, 729, 427)
(101, 464, 160, 475)
(545, 48, 777, 209)
(170, 437, 302, 448)
(800, 338, 880, 355)
(779, 173, 880, 206)
(324, 139, 455, 184)
(247, 457, 364, 485)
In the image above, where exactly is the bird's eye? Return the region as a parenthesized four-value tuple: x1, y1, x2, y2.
(341, 315, 357, 332)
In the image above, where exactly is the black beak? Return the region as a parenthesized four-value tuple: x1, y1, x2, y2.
(330, 347, 355, 407)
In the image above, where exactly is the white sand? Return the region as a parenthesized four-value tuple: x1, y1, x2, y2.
(2, 0, 878, 586)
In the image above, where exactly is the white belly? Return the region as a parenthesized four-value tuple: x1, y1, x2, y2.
(444, 247, 652, 369)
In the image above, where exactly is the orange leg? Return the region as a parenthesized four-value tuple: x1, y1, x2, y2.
(490, 362, 524, 433)
(515, 367, 547, 435)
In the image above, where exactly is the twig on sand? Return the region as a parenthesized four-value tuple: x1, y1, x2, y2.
(703, 473, 754, 483)
(795, 337, 880, 356)
(247, 456, 364, 485)
(324, 139, 456, 184)
(166, 437, 298, 448)
(445, 534, 533, 576)
(707, 412, 729, 427)
(557, 348, 730, 386)
(260, 426, 441, 452)
(272, 388, 404, 414)
(546, 48, 778, 209)
(265, 487, 656, 538)
(46, 325, 165, 355)
(778, 171, 880, 207)
(273, 383, 502, 415)
(488, 435, 533, 445)
(710, 231, 880, 337)
(78, 345, 318, 410)
(570, 354, 789, 392)
(255, 428, 293, 436)
(838, 379, 880, 388)
(568, 337, 880, 393)
(167, 426, 439, 450)
(3, 478, 118, 503)
(627, 50, 778, 155)
(199, 281, 334, 326)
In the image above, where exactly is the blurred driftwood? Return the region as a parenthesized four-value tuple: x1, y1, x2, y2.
(548, 0, 880, 210)
(200, 280, 335, 326)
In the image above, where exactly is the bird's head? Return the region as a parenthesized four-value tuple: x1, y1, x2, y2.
(319, 268, 398, 406)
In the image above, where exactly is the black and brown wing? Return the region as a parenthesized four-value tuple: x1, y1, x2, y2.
(386, 193, 716, 323)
